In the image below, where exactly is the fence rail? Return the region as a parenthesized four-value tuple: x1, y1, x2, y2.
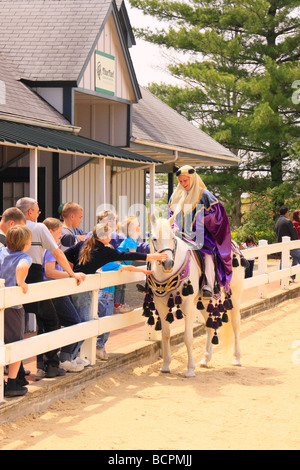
(0, 236, 299, 402)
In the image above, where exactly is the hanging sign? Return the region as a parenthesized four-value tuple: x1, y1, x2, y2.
(95, 50, 115, 96)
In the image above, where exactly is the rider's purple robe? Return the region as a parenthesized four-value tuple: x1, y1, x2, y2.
(169, 189, 232, 290)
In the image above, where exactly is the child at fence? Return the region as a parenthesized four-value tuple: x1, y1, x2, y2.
(60, 202, 84, 252)
(97, 258, 153, 361)
(42, 218, 89, 373)
(64, 222, 167, 327)
(114, 216, 141, 313)
(0, 225, 32, 397)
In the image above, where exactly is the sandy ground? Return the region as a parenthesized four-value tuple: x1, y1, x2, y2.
(0, 296, 300, 451)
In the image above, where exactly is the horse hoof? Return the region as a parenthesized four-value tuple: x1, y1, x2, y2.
(185, 370, 195, 378)
(232, 358, 242, 367)
(199, 363, 209, 369)
(160, 368, 171, 374)
(198, 360, 209, 368)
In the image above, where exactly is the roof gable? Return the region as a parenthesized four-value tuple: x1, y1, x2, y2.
(0, 0, 114, 82)
(0, 53, 72, 129)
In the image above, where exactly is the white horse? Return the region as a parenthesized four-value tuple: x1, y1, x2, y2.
(146, 215, 244, 377)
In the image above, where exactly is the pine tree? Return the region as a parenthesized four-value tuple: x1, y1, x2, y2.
(129, 0, 300, 193)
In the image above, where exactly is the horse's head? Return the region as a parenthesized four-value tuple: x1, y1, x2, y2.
(150, 214, 177, 273)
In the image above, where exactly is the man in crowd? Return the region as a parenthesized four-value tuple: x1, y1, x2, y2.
(275, 205, 300, 283)
(16, 197, 85, 378)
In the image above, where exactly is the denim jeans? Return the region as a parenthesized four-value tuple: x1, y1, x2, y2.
(97, 290, 114, 349)
(290, 248, 300, 280)
(279, 248, 300, 281)
(52, 296, 83, 362)
(70, 291, 93, 323)
(114, 284, 125, 305)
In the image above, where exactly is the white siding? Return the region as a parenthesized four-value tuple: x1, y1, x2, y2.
(62, 162, 145, 233)
(78, 13, 136, 103)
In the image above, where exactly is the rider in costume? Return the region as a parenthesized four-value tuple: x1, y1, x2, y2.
(169, 165, 232, 298)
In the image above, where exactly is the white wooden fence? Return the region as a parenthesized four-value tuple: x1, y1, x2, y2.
(0, 236, 299, 402)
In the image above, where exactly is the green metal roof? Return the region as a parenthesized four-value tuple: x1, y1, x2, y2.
(0, 120, 161, 164)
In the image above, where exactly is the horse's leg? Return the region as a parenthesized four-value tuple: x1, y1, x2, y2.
(199, 327, 213, 368)
(230, 298, 242, 366)
(183, 298, 196, 377)
(230, 267, 243, 366)
(160, 315, 172, 373)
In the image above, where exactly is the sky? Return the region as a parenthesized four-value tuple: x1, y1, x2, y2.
(124, 1, 181, 86)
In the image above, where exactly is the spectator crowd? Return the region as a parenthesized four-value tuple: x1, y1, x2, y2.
(1, 198, 168, 398)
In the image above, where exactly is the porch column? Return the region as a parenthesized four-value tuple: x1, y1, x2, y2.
(149, 163, 156, 216)
(29, 148, 38, 200)
(99, 157, 106, 206)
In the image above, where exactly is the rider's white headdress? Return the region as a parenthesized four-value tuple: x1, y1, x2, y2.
(169, 165, 206, 223)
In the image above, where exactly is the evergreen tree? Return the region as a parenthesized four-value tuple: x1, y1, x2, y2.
(129, 0, 300, 206)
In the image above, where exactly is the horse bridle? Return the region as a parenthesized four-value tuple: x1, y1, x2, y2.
(151, 237, 178, 264)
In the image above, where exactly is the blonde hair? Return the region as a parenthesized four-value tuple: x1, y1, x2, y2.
(169, 165, 206, 225)
(6, 225, 32, 251)
(43, 217, 62, 231)
(61, 202, 83, 220)
(119, 216, 139, 237)
(79, 223, 112, 265)
(96, 210, 116, 224)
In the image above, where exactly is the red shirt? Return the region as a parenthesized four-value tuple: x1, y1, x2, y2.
(293, 221, 300, 238)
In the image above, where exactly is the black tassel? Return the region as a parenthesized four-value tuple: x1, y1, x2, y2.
(212, 332, 219, 345)
(207, 300, 214, 313)
(232, 254, 239, 267)
(223, 297, 231, 311)
(187, 280, 194, 294)
(175, 292, 182, 305)
(143, 306, 151, 317)
(206, 314, 213, 328)
(213, 304, 220, 317)
(149, 301, 156, 311)
(217, 317, 223, 327)
(182, 283, 189, 296)
(197, 298, 205, 310)
(241, 256, 250, 268)
(218, 300, 224, 313)
(147, 315, 155, 326)
(166, 309, 175, 324)
(167, 294, 175, 308)
(222, 312, 229, 323)
(175, 308, 183, 319)
(155, 317, 162, 331)
(144, 292, 152, 303)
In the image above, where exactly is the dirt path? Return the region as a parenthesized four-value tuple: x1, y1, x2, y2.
(1, 296, 300, 450)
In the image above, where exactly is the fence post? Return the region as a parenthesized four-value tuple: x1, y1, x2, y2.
(281, 236, 291, 290)
(79, 290, 98, 365)
(0, 279, 5, 403)
(258, 239, 268, 298)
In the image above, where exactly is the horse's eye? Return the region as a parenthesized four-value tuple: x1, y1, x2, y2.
(152, 238, 157, 242)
